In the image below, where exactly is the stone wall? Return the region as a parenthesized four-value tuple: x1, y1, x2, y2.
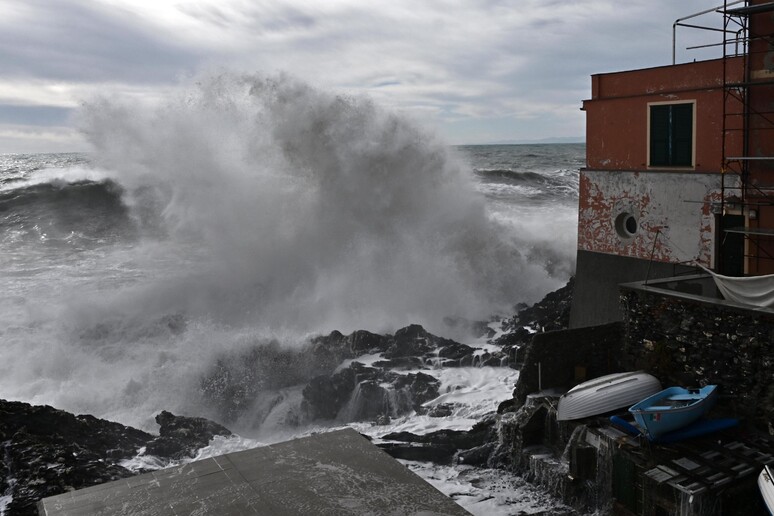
(513, 322, 625, 405)
(620, 286, 774, 430)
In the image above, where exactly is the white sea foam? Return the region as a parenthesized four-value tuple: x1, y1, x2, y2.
(76, 72, 564, 334)
(0, 78, 581, 514)
(401, 462, 573, 515)
(348, 366, 519, 437)
(0, 73, 575, 431)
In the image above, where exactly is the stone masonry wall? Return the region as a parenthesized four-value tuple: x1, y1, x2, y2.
(513, 322, 625, 405)
(620, 287, 774, 431)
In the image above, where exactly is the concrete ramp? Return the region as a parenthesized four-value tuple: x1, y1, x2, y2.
(38, 428, 469, 515)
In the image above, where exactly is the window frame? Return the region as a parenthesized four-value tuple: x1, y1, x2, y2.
(647, 100, 696, 169)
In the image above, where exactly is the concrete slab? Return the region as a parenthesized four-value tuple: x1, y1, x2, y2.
(38, 428, 470, 516)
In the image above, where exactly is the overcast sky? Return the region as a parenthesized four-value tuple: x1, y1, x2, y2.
(0, 0, 727, 153)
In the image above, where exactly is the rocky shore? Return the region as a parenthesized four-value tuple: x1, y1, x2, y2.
(1, 279, 576, 515)
(0, 404, 231, 515)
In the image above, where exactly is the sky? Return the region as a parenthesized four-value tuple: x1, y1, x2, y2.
(0, 0, 728, 153)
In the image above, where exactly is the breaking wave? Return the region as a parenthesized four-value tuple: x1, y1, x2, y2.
(73, 72, 558, 333)
(0, 72, 576, 429)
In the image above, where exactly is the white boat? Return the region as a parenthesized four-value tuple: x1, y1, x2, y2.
(759, 465, 774, 515)
(557, 371, 662, 421)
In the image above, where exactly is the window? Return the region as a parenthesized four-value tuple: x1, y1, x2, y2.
(649, 102, 694, 167)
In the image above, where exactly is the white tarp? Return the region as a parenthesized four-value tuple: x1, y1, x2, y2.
(700, 265, 774, 307)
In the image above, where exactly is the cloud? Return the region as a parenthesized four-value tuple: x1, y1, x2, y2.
(0, 0, 727, 152)
(0, 0, 200, 83)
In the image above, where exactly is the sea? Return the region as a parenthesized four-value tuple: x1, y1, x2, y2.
(0, 74, 582, 514)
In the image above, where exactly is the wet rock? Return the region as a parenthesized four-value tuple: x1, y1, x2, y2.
(500, 277, 574, 337)
(371, 356, 424, 370)
(0, 399, 154, 516)
(394, 372, 440, 410)
(302, 363, 440, 424)
(379, 442, 457, 465)
(302, 367, 357, 420)
(200, 340, 318, 423)
(346, 330, 391, 355)
(383, 420, 493, 451)
(457, 442, 496, 466)
(144, 411, 232, 460)
(0, 400, 236, 515)
(378, 420, 495, 466)
(476, 351, 508, 367)
(373, 414, 392, 426)
(199, 325, 464, 424)
(385, 324, 459, 359)
(427, 403, 454, 418)
(438, 341, 476, 362)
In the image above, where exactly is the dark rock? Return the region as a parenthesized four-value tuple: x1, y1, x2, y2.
(427, 404, 454, 418)
(501, 277, 574, 338)
(378, 442, 456, 465)
(144, 411, 232, 460)
(385, 324, 459, 359)
(394, 372, 440, 410)
(302, 367, 357, 420)
(156, 410, 231, 440)
(497, 397, 519, 414)
(384, 324, 436, 358)
(457, 442, 496, 466)
(513, 344, 528, 364)
(200, 340, 318, 423)
(0, 399, 154, 515)
(372, 357, 424, 370)
(202, 324, 480, 424)
(199, 329, 387, 424)
(373, 414, 392, 425)
(347, 330, 391, 355)
(378, 420, 495, 466)
(383, 423, 492, 451)
(459, 354, 475, 367)
(438, 342, 476, 361)
(302, 362, 440, 424)
(348, 380, 392, 421)
(0, 400, 236, 515)
(495, 326, 532, 347)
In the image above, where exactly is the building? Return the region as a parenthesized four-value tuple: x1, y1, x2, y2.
(570, 0, 774, 329)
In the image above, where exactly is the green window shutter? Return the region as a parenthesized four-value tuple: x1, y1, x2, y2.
(650, 105, 671, 166)
(671, 103, 693, 166)
(649, 103, 693, 167)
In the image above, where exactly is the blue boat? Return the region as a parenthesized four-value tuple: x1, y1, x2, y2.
(628, 385, 719, 441)
(610, 414, 738, 443)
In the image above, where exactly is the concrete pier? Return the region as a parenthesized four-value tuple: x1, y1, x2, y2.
(38, 428, 470, 515)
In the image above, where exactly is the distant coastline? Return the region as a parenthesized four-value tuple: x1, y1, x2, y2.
(460, 137, 585, 146)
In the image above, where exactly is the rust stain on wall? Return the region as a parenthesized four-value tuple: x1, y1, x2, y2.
(579, 170, 721, 267)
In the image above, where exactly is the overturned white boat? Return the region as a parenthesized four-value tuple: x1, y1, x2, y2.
(759, 465, 774, 515)
(557, 371, 662, 421)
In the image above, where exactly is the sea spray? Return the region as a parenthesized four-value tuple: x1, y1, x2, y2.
(0, 73, 575, 432)
(77, 72, 539, 334)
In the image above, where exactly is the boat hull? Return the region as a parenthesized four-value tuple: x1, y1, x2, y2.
(629, 385, 718, 441)
(760, 466, 774, 515)
(557, 371, 662, 421)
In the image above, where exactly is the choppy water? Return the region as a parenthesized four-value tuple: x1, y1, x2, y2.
(1, 74, 583, 515)
(0, 73, 581, 432)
